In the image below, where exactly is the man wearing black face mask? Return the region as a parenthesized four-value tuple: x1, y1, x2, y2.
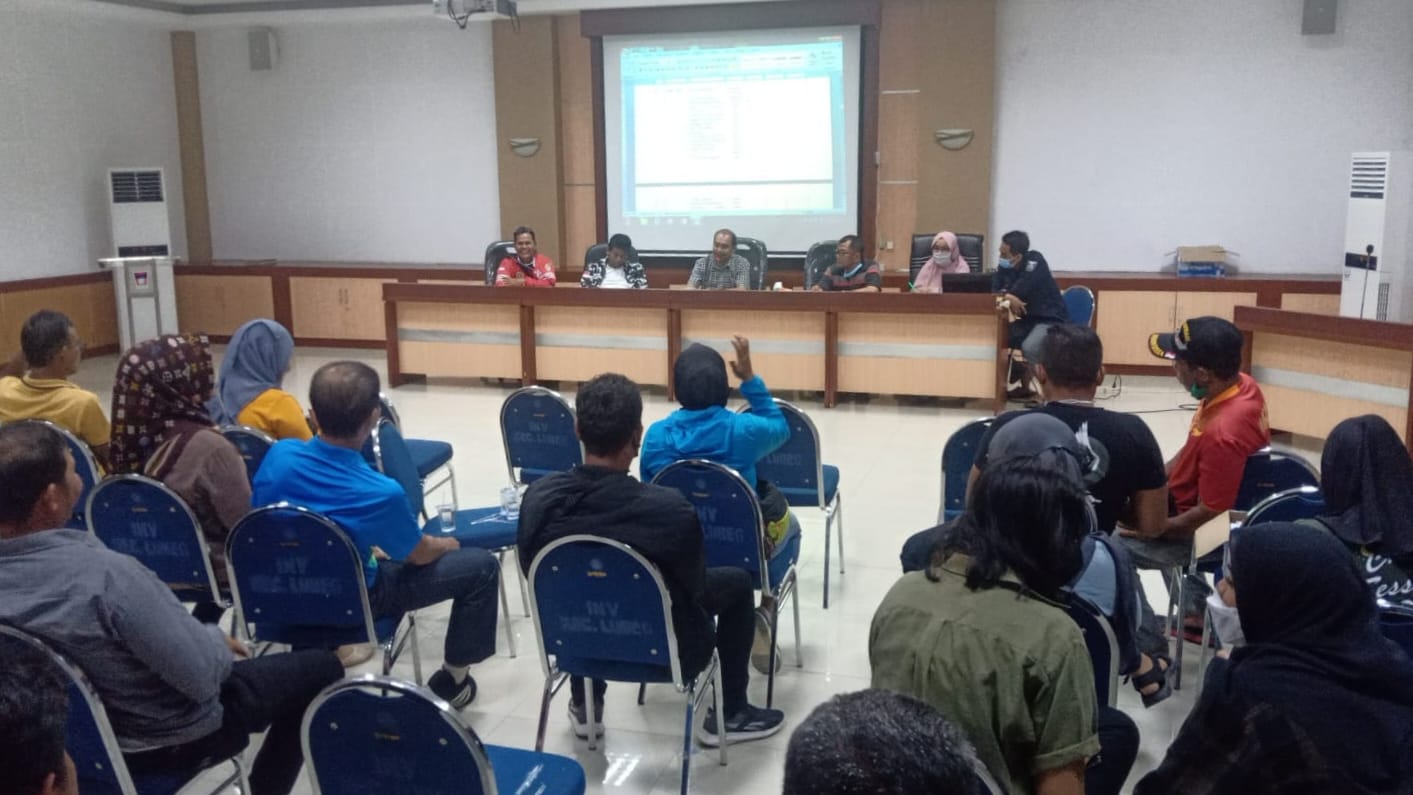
(992, 231, 1069, 361)
(1120, 316, 1269, 623)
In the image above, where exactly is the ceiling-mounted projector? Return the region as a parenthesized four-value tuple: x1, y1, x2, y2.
(434, 0, 518, 29)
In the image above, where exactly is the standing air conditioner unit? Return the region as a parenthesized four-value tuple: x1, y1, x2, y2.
(107, 168, 170, 257)
(1340, 152, 1412, 322)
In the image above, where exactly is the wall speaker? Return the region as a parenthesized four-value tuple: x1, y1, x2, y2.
(1301, 0, 1337, 35)
(248, 28, 278, 71)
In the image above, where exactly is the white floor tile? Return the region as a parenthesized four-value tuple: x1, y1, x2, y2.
(65, 350, 1327, 795)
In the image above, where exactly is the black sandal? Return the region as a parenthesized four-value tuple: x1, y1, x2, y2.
(1128, 653, 1172, 708)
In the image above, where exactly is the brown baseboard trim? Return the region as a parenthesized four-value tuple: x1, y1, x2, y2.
(1104, 364, 1175, 377)
(293, 338, 386, 349)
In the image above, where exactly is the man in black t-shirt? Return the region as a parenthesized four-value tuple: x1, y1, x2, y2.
(899, 324, 1174, 701)
(970, 325, 1168, 535)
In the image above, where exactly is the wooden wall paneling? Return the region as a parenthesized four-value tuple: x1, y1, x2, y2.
(0, 281, 119, 356)
(859, 23, 881, 254)
(494, 17, 565, 264)
(679, 309, 826, 391)
(173, 274, 275, 337)
(1281, 292, 1341, 315)
(535, 306, 668, 384)
(396, 302, 522, 379)
(581, 0, 881, 37)
(1174, 291, 1259, 324)
(1094, 290, 1178, 366)
(170, 32, 212, 263)
(878, 0, 922, 88)
(876, 91, 920, 272)
(836, 312, 995, 397)
(557, 13, 598, 269)
(913, 0, 996, 237)
(875, 183, 919, 281)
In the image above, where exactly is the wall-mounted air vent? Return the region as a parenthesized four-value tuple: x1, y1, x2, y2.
(110, 170, 165, 204)
(1351, 155, 1388, 200)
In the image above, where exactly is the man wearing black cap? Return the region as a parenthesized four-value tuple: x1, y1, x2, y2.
(1120, 316, 1269, 620)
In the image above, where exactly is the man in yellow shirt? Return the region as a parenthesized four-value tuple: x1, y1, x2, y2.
(0, 310, 110, 470)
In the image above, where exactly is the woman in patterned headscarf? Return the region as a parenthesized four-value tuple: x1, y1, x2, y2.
(110, 334, 251, 623)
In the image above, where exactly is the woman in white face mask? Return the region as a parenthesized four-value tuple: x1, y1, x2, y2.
(1136, 522, 1413, 794)
(911, 231, 971, 293)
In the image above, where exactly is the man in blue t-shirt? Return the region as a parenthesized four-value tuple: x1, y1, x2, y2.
(253, 361, 500, 709)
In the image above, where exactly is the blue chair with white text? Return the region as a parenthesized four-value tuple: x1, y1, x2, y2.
(219, 425, 275, 486)
(87, 474, 230, 615)
(501, 386, 582, 486)
(528, 535, 726, 795)
(303, 675, 585, 795)
(650, 459, 801, 707)
(740, 398, 844, 608)
(939, 418, 994, 523)
(226, 504, 422, 683)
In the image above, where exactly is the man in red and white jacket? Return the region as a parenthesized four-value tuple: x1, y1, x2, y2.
(495, 225, 557, 287)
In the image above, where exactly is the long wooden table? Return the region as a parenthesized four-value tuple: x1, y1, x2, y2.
(383, 285, 1009, 410)
(1236, 306, 1413, 450)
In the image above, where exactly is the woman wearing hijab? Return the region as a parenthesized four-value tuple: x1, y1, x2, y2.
(640, 336, 803, 673)
(111, 334, 252, 623)
(212, 319, 311, 440)
(1314, 415, 1413, 607)
(911, 231, 971, 294)
(1136, 522, 1413, 794)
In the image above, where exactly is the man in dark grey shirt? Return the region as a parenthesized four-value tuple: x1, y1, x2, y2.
(0, 421, 342, 795)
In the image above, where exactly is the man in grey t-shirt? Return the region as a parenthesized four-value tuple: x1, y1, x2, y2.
(0, 421, 341, 795)
(687, 228, 751, 289)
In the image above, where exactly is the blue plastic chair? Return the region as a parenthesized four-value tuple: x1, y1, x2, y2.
(25, 420, 101, 530)
(939, 418, 994, 523)
(1379, 605, 1413, 661)
(1243, 485, 1325, 527)
(380, 394, 459, 512)
(650, 459, 801, 707)
(369, 418, 521, 658)
(527, 535, 726, 794)
(1232, 449, 1321, 514)
(86, 474, 229, 612)
(501, 386, 582, 486)
(302, 674, 586, 795)
(1167, 448, 1321, 690)
(1065, 595, 1119, 708)
(218, 425, 275, 486)
(1062, 285, 1096, 327)
(0, 624, 249, 795)
(225, 504, 422, 683)
(739, 398, 844, 608)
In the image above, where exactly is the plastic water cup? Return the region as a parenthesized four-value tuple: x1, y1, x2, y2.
(437, 504, 456, 533)
(500, 486, 520, 520)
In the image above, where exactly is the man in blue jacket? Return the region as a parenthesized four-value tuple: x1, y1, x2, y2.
(641, 336, 802, 672)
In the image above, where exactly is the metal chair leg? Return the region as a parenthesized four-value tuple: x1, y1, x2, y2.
(1172, 572, 1187, 690)
(496, 551, 516, 657)
(835, 493, 845, 574)
(822, 512, 832, 610)
(766, 599, 780, 708)
(534, 676, 557, 752)
(408, 613, 423, 684)
(792, 581, 803, 668)
(680, 684, 697, 795)
(637, 683, 647, 705)
(587, 681, 599, 752)
(1197, 600, 1213, 694)
(712, 658, 727, 766)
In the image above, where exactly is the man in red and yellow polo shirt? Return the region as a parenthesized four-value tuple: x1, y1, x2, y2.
(1121, 316, 1269, 620)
